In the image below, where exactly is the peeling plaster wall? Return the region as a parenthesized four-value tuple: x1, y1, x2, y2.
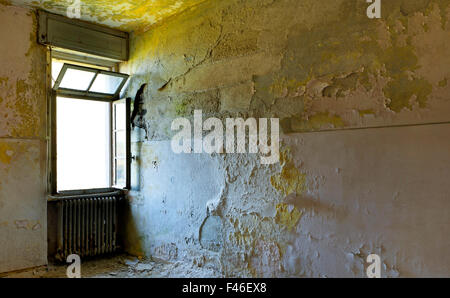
(0, 3, 47, 273)
(121, 0, 450, 277)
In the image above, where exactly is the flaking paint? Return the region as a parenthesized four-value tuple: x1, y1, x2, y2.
(0, 4, 47, 273)
(119, 0, 450, 277)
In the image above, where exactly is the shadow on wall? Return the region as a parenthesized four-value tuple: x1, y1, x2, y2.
(120, 199, 145, 258)
(283, 193, 348, 221)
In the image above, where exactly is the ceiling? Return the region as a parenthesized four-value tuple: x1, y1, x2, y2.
(9, 0, 208, 32)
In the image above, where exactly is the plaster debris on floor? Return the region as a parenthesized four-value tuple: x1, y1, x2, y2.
(3, 255, 222, 278)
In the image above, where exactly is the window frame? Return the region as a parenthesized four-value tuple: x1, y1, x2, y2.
(48, 52, 131, 196)
(112, 98, 131, 190)
(53, 63, 129, 101)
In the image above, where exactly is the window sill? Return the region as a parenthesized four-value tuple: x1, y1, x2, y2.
(48, 188, 126, 201)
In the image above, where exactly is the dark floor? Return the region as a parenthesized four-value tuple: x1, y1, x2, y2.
(2, 254, 221, 278)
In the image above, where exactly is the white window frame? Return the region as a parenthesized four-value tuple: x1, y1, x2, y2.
(53, 63, 129, 101)
(50, 55, 131, 195)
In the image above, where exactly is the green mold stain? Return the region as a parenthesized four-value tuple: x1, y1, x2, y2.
(381, 45, 433, 112)
(280, 0, 441, 119)
(278, 0, 387, 93)
(175, 100, 189, 116)
(284, 112, 345, 133)
(382, 46, 419, 75)
(384, 75, 432, 112)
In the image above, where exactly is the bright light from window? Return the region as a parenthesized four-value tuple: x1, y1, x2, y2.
(59, 68, 96, 91)
(90, 74, 124, 94)
(57, 97, 110, 191)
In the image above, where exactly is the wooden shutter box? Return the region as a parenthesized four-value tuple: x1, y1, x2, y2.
(38, 10, 129, 62)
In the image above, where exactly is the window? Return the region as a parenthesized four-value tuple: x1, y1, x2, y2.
(112, 98, 128, 187)
(51, 58, 130, 193)
(53, 63, 128, 100)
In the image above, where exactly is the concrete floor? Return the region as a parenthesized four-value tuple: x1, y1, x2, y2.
(2, 254, 221, 278)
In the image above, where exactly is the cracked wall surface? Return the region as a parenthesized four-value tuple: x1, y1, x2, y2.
(120, 0, 450, 277)
(0, 3, 47, 273)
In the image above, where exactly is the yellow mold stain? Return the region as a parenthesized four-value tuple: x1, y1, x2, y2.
(270, 77, 306, 98)
(9, 79, 41, 137)
(288, 112, 345, 133)
(0, 142, 14, 164)
(271, 163, 307, 196)
(1, 13, 45, 139)
(21, 0, 209, 32)
(271, 149, 305, 230)
(271, 148, 307, 196)
(275, 203, 302, 232)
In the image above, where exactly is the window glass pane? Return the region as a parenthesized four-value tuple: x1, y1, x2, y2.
(90, 74, 124, 94)
(114, 102, 126, 130)
(57, 97, 110, 191)
(115, 131, 126, 158)
(59, 68, 96, 91)
(115, 158, 126, 187)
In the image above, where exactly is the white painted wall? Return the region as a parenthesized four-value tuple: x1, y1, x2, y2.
(282, 124, 450, 277)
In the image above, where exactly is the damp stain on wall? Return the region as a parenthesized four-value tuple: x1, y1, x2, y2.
(270, 161, 307, 197)
(0, 0, 447, 278)
(0, 4, 47, 274)
(0, 8, 46, 139)
(113, 0, 450, 277)
(115, 0, 450, 277)
(274, 203, 302, 232)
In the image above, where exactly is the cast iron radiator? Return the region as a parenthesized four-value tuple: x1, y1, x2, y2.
(51, 191, 123, 261)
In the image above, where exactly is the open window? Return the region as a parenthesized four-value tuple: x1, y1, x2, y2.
(51, 59, 130, 193)
(39, 10, 131, 194)
(53, 63, 128, 101)
(112, 98, 131, 189)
